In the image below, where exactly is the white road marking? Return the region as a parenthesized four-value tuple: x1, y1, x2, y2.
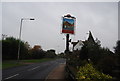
(28, 66, 40, 71)
(5, 74, 19, 80)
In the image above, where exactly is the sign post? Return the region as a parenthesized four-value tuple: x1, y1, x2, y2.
(62, 14, 76, 53)
(65, 34, 69, 53)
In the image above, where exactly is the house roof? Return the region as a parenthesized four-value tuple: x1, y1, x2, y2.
(87, 31, 95, 43)
(71, 41, 79, 47)
(71, 40, 84, 47)
(71, 31, 95, 49)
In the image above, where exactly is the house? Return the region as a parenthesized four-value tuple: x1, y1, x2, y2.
(72, 40, 84, 51)
(71, 31, 95, 51)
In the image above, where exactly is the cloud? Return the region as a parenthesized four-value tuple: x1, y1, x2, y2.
(2, 2, 118, 52)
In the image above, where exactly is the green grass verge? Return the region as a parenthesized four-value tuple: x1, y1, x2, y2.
(2, 60, 23, 69)
(21, 58, 54, 63)
(2, 58, 56, 69)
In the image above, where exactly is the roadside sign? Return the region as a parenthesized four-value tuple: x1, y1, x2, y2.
(62, 17, 75, 34)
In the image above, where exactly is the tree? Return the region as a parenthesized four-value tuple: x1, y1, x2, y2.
(114, 40, 120, 56)
(79, 41, 88, 60)
(97, 55, 117, 75)
(79, 39, 101, 65)
(45, 49, 57, 58)
(30, 45, 45, 59)
(58, 52, 65, 58)
(79, 31, 101, 64)
(2, 36, 30, 60)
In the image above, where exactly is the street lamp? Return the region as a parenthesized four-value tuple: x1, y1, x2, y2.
(17, 18, 35, 61)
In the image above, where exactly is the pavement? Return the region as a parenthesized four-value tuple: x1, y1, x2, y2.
(46, 63, 66, 79)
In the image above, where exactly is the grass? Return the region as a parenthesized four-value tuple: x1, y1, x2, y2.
(2, 60, 23, 69)
(2, 58, 56, 69)
(21, 58, 54, 63)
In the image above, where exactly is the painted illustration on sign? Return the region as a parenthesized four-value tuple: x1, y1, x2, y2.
(62, 18, 75, 34)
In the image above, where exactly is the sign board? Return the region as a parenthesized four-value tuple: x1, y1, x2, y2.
(62, 17, 75, 34)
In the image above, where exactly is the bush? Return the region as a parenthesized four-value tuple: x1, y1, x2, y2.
(97, 56, 117, 75)
(76, 63, 112, 81)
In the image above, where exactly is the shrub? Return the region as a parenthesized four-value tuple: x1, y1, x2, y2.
(76, 63, 112, 81)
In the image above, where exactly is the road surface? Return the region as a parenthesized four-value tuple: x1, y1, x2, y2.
(2, 58, 66, 81)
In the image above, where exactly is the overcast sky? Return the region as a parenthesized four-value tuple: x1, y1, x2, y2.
(2, 2, 118, 53)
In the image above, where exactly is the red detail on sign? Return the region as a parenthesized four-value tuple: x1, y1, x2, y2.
(62, 30, 74, 34)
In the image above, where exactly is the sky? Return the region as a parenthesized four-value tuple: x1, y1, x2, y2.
(2, 2, 118, 53)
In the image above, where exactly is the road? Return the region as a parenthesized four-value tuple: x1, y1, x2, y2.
(2, 58, 66, 81)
